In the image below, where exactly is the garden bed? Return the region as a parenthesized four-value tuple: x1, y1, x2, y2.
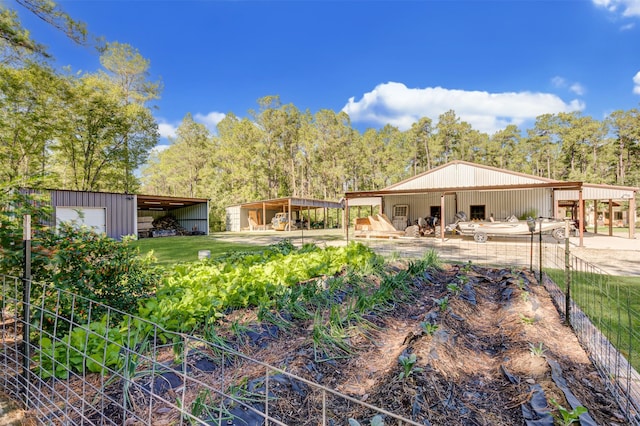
(93, 261, 627, 424)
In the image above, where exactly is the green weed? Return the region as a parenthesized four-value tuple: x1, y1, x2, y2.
(398, 353, 422, 379)
(549, 398, 587, 425)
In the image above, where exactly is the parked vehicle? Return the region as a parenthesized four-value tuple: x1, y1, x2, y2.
(451, 212, 574, 243)
(271, 212, 297, 231)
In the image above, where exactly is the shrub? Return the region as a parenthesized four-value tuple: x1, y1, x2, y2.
(37, 222, 162, 325)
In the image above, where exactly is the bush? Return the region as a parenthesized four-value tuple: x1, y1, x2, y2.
(1, 187, 162, 330)
(36, 223, 162, 325)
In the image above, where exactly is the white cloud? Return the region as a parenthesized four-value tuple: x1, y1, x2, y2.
(157, 121, 178, 139)
(552, 76, 586, 96)
(195, 111, 226, 133)
(570, 83, 586, 96)
(551, 76, 566, 88)
(593, 0, 640, 17)
(151, 144, 170, 154)
(633, 71, 640, 94)
(341, 82, 585, 135)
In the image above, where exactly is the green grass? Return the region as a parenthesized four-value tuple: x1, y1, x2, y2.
(546, 269, 640, 371)
(132, 235, 264, 265)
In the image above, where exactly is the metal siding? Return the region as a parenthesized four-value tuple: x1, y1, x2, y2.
(50, 190, 135, 240)
(456, 188, 553, 220)
(382, 194, 456, 225)
(380, 188, 554, 228)
(392, 163, 548, 190)
(225, 206, 241, 232)
(173, 204, 209, 234)
(556, 188, 636, 200)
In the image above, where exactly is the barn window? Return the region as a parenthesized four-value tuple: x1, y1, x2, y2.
(470, 205, 486, 221)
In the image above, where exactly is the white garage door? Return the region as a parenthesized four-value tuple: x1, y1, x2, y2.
(56, 207, 106, 234)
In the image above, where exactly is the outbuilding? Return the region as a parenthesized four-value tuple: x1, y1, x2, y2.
(345, 161, 638, 246)
(29, 189, 209, 240)
(225, 197, 344, 232)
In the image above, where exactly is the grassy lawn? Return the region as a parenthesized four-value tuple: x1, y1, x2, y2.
(132, 235, 265, 265)
(546, 268, 640, 371)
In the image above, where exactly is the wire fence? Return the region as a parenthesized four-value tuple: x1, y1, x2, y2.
(542, 243, 640, 424)
(0, 233, 638, 425)
(357, 233, 640, 424)
(0, 274, 425, 426)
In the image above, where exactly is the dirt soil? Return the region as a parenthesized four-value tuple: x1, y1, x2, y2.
(29, 261, 629, 425)
(129, 262, 626, 425)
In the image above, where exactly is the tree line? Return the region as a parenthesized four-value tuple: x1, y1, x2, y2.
(142, 97, 640, 224)
(2, 1, 639, 229)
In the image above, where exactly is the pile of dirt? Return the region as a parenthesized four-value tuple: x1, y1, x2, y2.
(49, 262, 629, 425)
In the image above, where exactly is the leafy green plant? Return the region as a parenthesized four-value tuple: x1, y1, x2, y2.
(398, 352, 422, 379)
(549, 398, 587, 425)
(422, 249, 442, 270)
(528, 342, 546, 357)
(519, 313, 535, 325)
(447, 282, 461, 295)
(420, 321, 439, 335)
(433, 296, 449, 312)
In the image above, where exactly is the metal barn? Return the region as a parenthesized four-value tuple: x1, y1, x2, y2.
(345, 161, 638, 246)
(33, 189, 209, 240)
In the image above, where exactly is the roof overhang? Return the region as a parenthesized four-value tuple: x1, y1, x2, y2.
(137, 194, 209, 211)
(345, 181, 584, 199)
(233, 197, 343, 211)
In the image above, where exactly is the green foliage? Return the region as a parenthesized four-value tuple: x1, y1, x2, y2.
(36, 222, 162, 325)
(0, 187, 53, 277)
(519, 314, 535, 325)
(36, 241, 380, 378)
(518, 209, 538, 221)
(398, 352, 422, 379)
(549, 398, 587, 426)
(420, 321, 439, 335)
(447, 282, 461, 295)
(434, 296, 449, 312)
(528, 342, 546, 357)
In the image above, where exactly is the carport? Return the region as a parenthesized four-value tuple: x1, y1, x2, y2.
(225, 197, 344, 232)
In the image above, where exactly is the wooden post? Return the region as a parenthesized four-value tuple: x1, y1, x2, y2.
(578, 190, 584, 247)
(440, 193, 445, 241)
(564, 221, 571, 327)
(608, 199, 613, 236)
(593, 200, 598, 235)
(345, 198, 349, 243)
(629, 194, 636, 240)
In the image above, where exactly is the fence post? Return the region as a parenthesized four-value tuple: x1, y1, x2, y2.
(22, 214, 32, 407)
(564, 221, 571, 326)
(538, 218, 542, 282)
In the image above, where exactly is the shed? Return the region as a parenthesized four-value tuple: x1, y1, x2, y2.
(225, 197, 344, 232)
(31, 189, 209, 240)
(345, 161, 638, 247)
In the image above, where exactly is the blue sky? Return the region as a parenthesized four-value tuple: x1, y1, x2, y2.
(15, 0, 640, 146)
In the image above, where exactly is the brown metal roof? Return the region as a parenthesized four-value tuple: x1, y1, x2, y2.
(232, 197, 343, 211)
(346, 181, 584, 199)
